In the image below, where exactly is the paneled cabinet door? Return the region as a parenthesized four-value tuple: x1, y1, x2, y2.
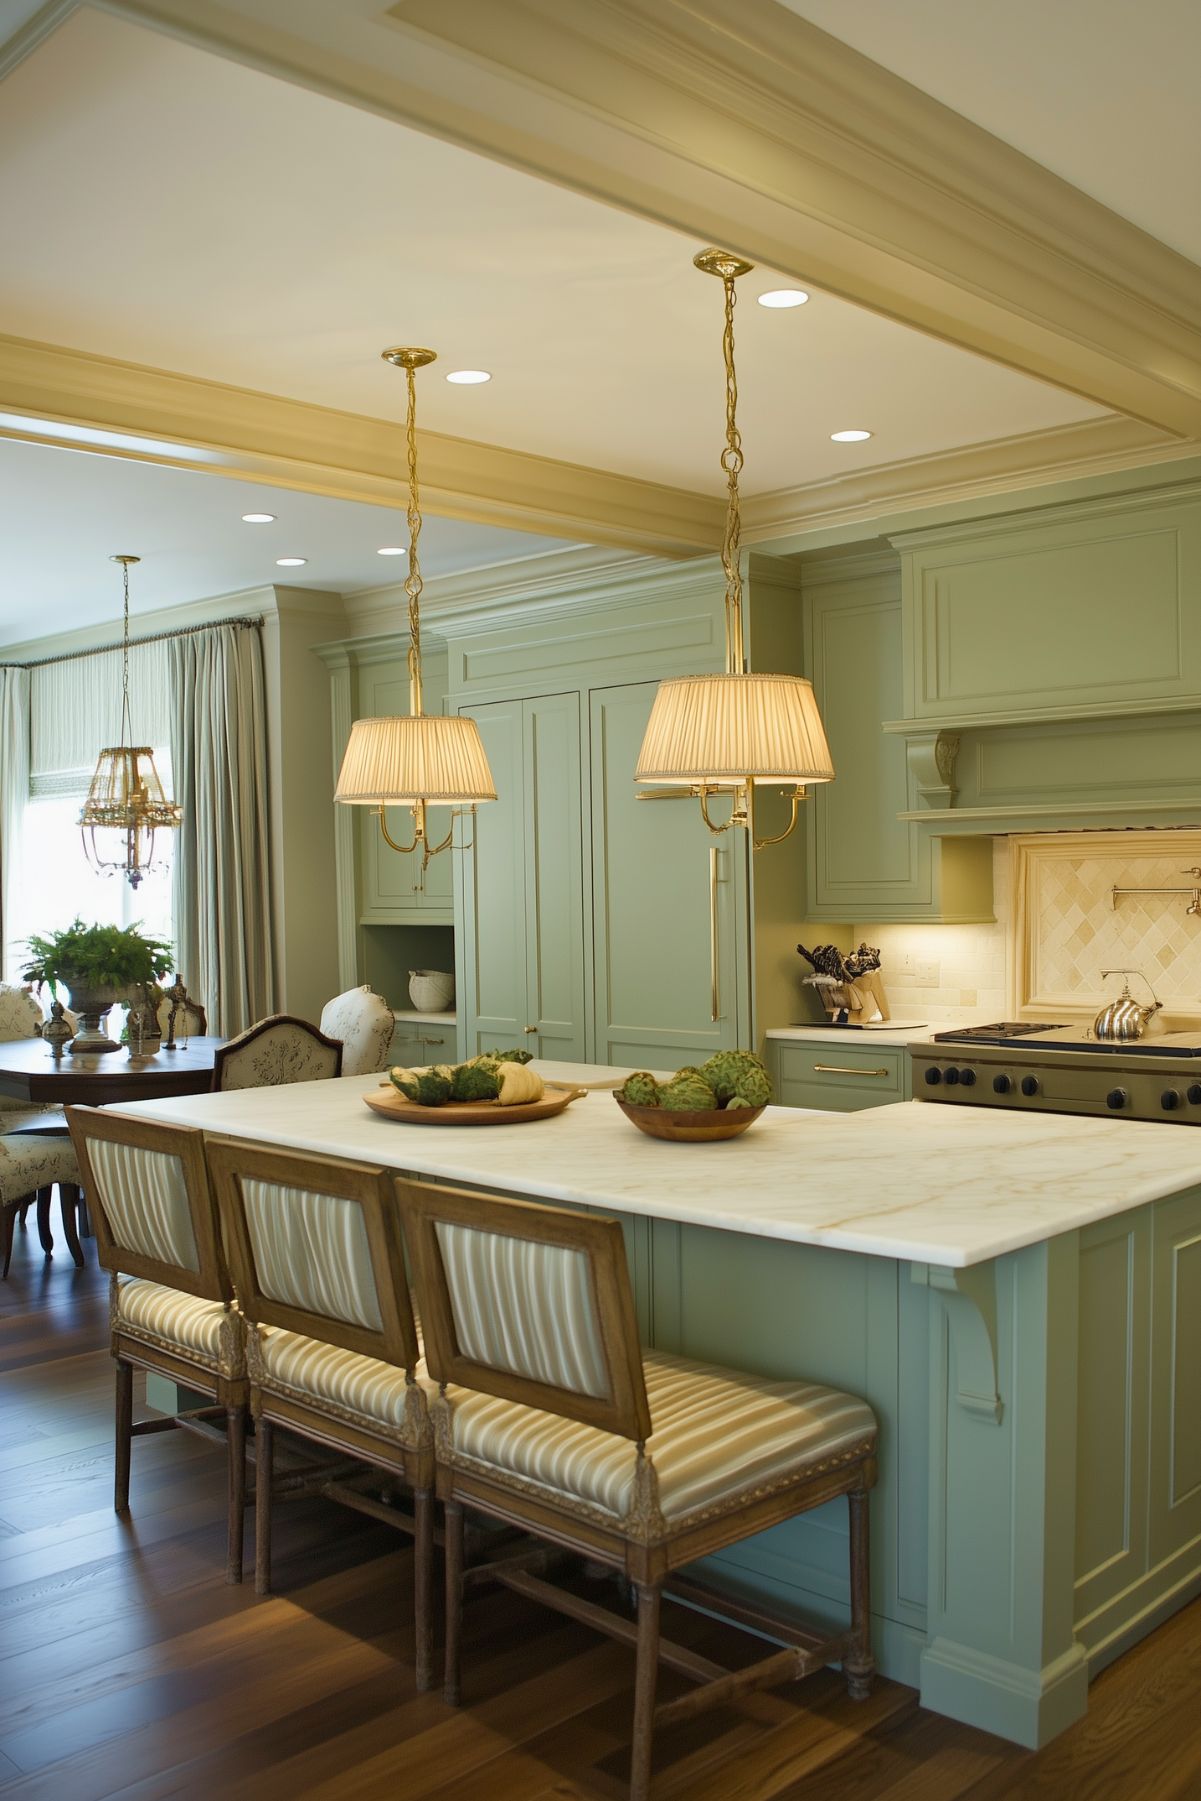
(590, 681, 743, 1071)
(456, 693, 587, 1063)
(357, 658, 454, 924)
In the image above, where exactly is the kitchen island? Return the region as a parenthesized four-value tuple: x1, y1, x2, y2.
(112, 1068, 1201, 1750)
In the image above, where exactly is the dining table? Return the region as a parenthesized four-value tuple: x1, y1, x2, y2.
(0, 1035, 225, 1108)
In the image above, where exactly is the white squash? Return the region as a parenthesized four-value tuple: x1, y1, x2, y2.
(495, 1061, 545, 1105)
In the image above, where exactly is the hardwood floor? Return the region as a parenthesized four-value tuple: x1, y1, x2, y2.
(1, 1231, 1199, 1800)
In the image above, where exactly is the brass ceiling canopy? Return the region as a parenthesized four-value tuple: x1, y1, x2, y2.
(634, 249, 834, 849)
(79, 554, 182, 889)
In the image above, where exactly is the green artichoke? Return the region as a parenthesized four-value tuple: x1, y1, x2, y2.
(390, 1066, 453, 1107)
(482, 1047, 533, 1066)
(451, 1061, 501, 1102)
(620, 1071, 660, 1107)
(657, 1072, 718, 1111)
(700, 1050, 772, 1107)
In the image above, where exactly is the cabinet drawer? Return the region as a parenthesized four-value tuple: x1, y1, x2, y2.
(771, 1043, 907, 1112)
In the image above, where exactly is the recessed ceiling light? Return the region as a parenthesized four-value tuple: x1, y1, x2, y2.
(241, 512, 275, 523)
(377, 546, 407, 556)
(275, 556, 307, 567)
(830, 429, 873, 443)
(757, 289, 809, 309)
(445, 369, 491, 385)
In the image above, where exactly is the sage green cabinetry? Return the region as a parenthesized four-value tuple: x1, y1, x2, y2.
(802, 555, 993, 923)
(389, 1020, 455, 1067)
(456, 692, 587, 1063)
(766, 1038, 910, 1112)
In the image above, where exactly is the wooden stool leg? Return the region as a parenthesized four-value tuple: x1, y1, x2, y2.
(413, 1487, 434, 1693)
(18, 1201, 29, 1228)
(35, 1188, 54, 1256)
(844, 1485, 875, 1700)
(226, 1405, 246, 1586)
(443, 1499, 465, 1706)
(58, 1184, 84, 1269)
(2, 1205, 15, 1278)
(255, 1419, 274, 1596)
(630, 1581, 662, 1801)
(114, 1358, 134, 1513)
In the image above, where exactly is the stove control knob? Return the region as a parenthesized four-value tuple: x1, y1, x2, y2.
(1161, 1089, 1182, 1112)
(1106, 1087, 1128, 1111)
(924, 1066, 942, 1086)
(1020, 1075, 1040, 1097)
(1188, 1084, 1201, 1106)
(944, 1066, 960, 1086)
(957, 1067, 976, 1087)
(993, 1074, 1012, 1094)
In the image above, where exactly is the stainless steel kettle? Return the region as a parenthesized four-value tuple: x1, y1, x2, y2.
(1093, 969, 1163, 1041)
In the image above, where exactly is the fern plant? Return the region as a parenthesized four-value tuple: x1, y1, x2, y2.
(22, 919, 174, 998)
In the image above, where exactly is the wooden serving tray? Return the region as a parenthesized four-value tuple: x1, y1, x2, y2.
(365, 1082, 587, 1126)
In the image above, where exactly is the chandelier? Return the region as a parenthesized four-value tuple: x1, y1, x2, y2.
(79, 555, 182, 888)
(635, 251, 834, 848)
(335, 347, 496, 862)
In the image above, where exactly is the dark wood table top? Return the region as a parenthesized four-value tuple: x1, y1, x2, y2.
(0, 1036, 224, 1106)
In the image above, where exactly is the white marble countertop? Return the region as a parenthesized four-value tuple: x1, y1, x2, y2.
(767, 1022, 942, 1046)
(110, 1061, 1201, 1270)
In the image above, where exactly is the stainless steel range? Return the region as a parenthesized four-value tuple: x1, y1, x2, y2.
(910, 1022, 1201, 1125)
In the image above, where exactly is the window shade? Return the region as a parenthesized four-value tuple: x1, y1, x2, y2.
(30, 640, 171, 797)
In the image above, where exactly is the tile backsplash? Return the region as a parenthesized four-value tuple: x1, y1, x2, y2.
(854, 830, 1201, 1027)
(854, 839, 1010, 1025)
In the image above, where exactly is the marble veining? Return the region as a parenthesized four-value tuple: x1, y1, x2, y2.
(114, 1063, 1201, 1270)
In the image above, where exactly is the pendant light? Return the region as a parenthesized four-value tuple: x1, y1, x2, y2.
(335, 348, 496, 862)
(635, 251, 834, 848)
(79, 554, 182, 889)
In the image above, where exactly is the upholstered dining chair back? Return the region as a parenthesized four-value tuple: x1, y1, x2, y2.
(319, 985, 395, 1077)
(65, 1107, 231, 1303)
(0, 984, 42, 1044)
(211, 1015, 343, 1092)
(398, 1180, 651, 1442)
(154, 991, 208, 1038)
(207, 1140, 420, 1369)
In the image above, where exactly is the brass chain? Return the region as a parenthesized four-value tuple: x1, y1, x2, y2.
(403, 364, 424, 702)
(719, 271, 744, 674)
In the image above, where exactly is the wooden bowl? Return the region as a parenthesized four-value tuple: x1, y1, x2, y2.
(613, 1095, 765, 1142)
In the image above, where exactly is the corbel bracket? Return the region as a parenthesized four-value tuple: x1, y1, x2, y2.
(912, 1262, 1002, 1424)
(906, 731, 961, 810)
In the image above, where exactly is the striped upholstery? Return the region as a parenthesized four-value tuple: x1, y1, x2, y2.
(116, 1276, 243, 1369)
(255, 1326, 434, 1438)
(435, 1221, 609, 1398)
(88, 1138, 200, 1272)
(242, 1178, 382, 1329)
(441, 1348, 877, 1527)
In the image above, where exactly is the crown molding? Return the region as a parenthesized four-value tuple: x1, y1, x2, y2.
(743, 416, 1198, 549)
(0, 333, 721, 557)
(81, 0, 1200, 430)
(0, 581, 284, 660)
(341, 543, 640, 636)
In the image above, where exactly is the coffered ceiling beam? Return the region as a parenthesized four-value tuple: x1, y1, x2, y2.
(88, 0, 1201, 439)
(0, 334, 721, 556)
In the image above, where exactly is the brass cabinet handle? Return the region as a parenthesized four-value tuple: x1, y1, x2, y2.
(709, 846, 720, 1023)
(812, 1063, 889, 1077)
(523, 1024, 538, 1034)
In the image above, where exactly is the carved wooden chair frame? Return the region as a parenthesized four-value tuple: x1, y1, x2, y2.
(399, 1176, 878, 1801)
(206, 1138, 435, 1690)
(210, 1013, 344, 1091)
(65, 1106, 249, 1584)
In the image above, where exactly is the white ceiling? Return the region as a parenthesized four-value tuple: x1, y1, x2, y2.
(780, 0, 1201, 266)
(0, 439, 574, 641)
(0, 7, 1104, 505)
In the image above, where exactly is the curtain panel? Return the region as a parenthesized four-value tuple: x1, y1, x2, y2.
(0, 667, 30, 980)
(169, 624, 275, 1036)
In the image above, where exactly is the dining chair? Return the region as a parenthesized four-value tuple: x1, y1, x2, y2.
(65, 1106, 250, 1582)
(0, 983, 73, 1133)
(206, 1137, 436, 1689)
(319, 984, 395, 1076)
(399, 1178, 879, 1801)
(0, 1134, 85, 1276)
(154, 990, 208, 1039)
(211, 1014, 343, 1090)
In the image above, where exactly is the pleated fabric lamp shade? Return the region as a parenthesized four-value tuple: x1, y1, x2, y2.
(634, 672, 834, 787)
(335, 714, 497, 806)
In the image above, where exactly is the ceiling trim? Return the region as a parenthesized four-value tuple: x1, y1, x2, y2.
(75, 0, 1201, 438)
(0, 332, 722, 557)
(744, 415, 1198, 547)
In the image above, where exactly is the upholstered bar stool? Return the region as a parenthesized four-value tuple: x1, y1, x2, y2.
(0, 1135, 84, 1276)
(211, 1014, 343, 1090)
(205, 1138, 436, 1690)
(66, 1107, 250, 1582)
(399, 1179, 878, 1801)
